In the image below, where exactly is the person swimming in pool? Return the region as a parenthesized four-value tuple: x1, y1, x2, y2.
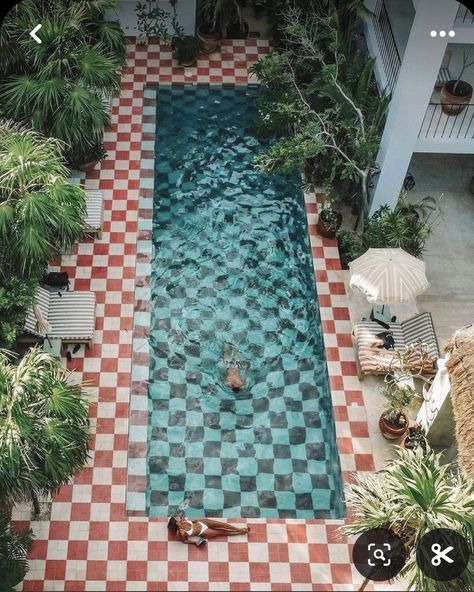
(168, 516, 249, 546)
(223, 342, 245, 392)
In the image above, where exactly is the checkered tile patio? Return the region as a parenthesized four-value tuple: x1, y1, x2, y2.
(12, 39, 384, 591)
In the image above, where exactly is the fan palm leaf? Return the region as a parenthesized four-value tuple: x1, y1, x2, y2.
(0, 512, 34, 591)
(0, 348, 91, 508)
(0, 121, 86, 278)
(343, 447, 474, 590)
(77, 47, 121, 93)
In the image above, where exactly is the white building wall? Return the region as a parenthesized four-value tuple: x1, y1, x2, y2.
(369, 0, 460, 213)
(107, 0, 197, 37)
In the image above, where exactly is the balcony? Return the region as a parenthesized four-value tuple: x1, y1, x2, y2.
(417, 101, 474, 152)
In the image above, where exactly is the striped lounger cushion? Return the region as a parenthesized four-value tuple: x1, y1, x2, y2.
(47, 291, 96, 341)
(85, 190, 104, 233)
(401, 312, 439, 362)
(355, 320, 405, 351)
(24, 287, 96, 342)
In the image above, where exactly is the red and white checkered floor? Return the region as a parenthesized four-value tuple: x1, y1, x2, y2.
(12, 40, 385, 591)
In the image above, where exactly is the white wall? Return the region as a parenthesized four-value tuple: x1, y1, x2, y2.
(107, 0, 197, 37)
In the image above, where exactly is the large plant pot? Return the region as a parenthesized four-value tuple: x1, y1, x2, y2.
(197, 25, 221, 53)
(379, 412, 409, 440)
(316, 210, 343, 239)
(400, 427, 427, 452)
(78, 160, 98, 173)
(226, 21, 249, 40)
(440, 80, 473, 115)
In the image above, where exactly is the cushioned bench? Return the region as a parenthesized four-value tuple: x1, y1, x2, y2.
(24, 286, 96, 349)
(353, 311, 439, 379)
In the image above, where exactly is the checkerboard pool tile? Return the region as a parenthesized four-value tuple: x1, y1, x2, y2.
(11, 39, 392, 591)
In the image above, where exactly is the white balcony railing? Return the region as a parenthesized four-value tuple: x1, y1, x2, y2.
(420, 102, 474, 140)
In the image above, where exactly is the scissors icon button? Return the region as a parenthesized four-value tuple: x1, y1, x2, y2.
(431, 543, 454, 566)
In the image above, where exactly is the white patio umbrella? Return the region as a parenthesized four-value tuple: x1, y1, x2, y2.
(348, 248, 429, 304)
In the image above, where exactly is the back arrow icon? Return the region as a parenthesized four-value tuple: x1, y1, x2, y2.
(29, 24, 42, 44)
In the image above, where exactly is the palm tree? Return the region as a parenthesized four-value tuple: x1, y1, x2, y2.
(0, 348, 90, 517)
(0, 0, 126, 164)
(343, 447, 474, 591)
(0, 120, 86, 279)
(0, 512, 34, 591)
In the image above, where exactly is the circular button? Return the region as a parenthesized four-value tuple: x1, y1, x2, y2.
(416, 528, 470, 582)
(353, 528, 406, 581)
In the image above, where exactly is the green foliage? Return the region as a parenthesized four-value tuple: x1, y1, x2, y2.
(175, 36, 200, 65)
(252, 7, 389, 218)
(0, 277, 38, 350)
(0, 348, 91, 510)
(136, 0, 185, 42)
(338, 193, 439, 266)
(200, 0, 242, 36)
(343, 447, 474, 591)
(0, 512, 34, 591)
(380, 383, 417, 425)
(0, 0, 126, 163)
(0, 120, 86, 279)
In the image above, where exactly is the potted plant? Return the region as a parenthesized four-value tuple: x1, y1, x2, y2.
(198, 0, 242, 52)
(400, 423, 427, 452)
(70, 142, 108, 172)
(378, 383, 416, 440)
(316, 200, 343, 239)
(440, 48, 474, 115)
(342, 447, 474, 592)
(173, 35, 199, 66)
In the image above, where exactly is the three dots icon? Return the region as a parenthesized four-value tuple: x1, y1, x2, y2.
(430, 30, 456, 37)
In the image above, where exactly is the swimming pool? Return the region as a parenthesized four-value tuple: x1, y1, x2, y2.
(147, 85, 344, 519)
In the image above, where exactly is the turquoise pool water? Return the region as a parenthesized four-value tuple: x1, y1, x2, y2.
(147, 85, 344, 518)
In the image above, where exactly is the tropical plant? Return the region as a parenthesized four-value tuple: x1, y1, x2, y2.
(402, 423, 427, 451)
(451, 48, 474, 96)
(343, 447, 474, 591)
(252, 7, 389, 222)
(0, 348, 91, 516)
(135, 0, 185, 43)
(200, 0, 242, 37)
(380, 383, 417, 428)
(0, 512, 34, 591)
(0, 120, 86, 279)
(0, 0, 126, 164)
(174, 36, 200, 66)
(0, 276, 38, 350)
(337, 193, 440, 267)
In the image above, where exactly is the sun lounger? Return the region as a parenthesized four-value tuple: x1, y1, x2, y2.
(84, 190, 104, 239)
(23, 286, 96, 349)
(353, 312, 439, 379)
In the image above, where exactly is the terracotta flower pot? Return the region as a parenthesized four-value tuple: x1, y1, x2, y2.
(316, 209, 343, 239)
(379, 412, 409, 440)
(197, 25, 221, 53)
(440, 80, 473, 115)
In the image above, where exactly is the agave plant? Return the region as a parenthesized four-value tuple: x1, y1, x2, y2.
(0, 348, 91, 516)
(0, 120, 86, 278)
(343, 447, 474, 591)
(0, 512, 34, 591)
(0, 0, 126, 163)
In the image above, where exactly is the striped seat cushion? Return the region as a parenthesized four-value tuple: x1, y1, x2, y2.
(24, 286, 51, 336)
(47, 291, 96, 340)
(85, 190, 104, 231)
(401, 312, 439, 361)
(355, 321, 405, 351)
(24, 288, 96, 341)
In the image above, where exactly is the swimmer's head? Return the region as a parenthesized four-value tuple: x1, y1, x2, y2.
(232, 386, 240, 393)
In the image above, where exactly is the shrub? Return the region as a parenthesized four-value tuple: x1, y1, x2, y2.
(338, 194, 439, 267)
(0, 277, 38, 350)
